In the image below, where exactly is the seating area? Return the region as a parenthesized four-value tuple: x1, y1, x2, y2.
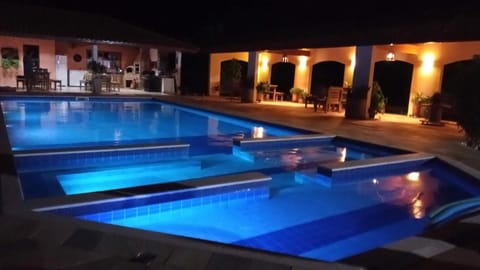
(263, 84, 284, 102)
(80, 72, 121, 92)
(16, 69, 62, 91)
(305, 86, 348, 112)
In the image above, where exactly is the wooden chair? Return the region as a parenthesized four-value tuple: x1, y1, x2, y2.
(325, 86, 343, 112)
(340, 88, 349, 111)
(110, 73, 122, 92)
(80, 71, 92, 91)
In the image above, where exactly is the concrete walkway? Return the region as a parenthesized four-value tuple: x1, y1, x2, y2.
(1, 92, 480, 269)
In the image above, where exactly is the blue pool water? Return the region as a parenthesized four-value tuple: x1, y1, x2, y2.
(48, 159, 480, 262)
(2, 95, 480, 262)
(0, 96, 302, 153)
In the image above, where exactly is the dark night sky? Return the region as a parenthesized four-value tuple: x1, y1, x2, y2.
(2, 0, 479, 50)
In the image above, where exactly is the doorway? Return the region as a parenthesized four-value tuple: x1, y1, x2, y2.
(373, 60, 413, 115)
(23, 45, 39, 69)
(310, 61, 345, 96)
(271, 62, 295, 100)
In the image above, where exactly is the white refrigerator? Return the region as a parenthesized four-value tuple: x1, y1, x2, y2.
(55, 55, 68, 87)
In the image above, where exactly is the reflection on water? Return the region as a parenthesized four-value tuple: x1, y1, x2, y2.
(358, 171, 438, 219)
(252, 126, 265, 138)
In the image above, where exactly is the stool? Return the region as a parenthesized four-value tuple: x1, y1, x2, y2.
(50, 79, 62, 91)
(16, 76, 25, 89)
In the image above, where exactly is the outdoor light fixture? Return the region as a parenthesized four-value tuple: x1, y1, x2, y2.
(282, 54, 288, 63)
(386, 43, 395, 61)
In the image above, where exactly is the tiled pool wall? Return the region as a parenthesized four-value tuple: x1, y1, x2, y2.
(332, 136, 413, 156)
(14, 143, 190, 172)
(427, 158, 480, 195)
(36, 172, 271, 220)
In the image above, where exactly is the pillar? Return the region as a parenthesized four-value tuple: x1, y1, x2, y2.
(345, 45, 374, 119)
(242, 51, 258, 103)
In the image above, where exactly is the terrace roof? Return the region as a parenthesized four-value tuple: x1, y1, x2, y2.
(0, 2, 198, 52)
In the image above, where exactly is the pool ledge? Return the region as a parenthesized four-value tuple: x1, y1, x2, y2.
(317, 152, 435, 179)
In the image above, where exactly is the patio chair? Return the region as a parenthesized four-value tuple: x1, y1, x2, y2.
(305, 86, 327, 112)
(324, 86, 343, 112)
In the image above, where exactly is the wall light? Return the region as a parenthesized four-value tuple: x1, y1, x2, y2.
(282, 54, 288, 63)
(386, 52, 395, 61)
(421, 53, 435, 74)
(386, 43, 395, 61)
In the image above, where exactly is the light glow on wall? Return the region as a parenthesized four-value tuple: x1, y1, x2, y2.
(421, 53, 435, 74)
(261, 54, 269, 71)
(350, 54, 356, 71)
(298, 56, 308, 71)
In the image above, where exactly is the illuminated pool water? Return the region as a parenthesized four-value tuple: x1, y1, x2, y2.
(0, 96, 303, 153)
(45, 159, 480, 262)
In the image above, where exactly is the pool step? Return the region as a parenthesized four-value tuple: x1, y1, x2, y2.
(233, 134, 338, 164)
(58, 159, 203, 195)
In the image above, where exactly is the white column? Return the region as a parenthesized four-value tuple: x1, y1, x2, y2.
(175, 51, 182, 91)
(92, 45, 98, 62)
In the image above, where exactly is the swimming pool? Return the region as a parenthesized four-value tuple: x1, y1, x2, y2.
(2, 95, 480, 263)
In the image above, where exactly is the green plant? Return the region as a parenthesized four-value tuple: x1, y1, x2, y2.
(368, 81, 387, 118)
(256, 82, 270, 93)
(1, 57, 19, 70)
(411, 91, 430, 104)
(289, 87, 304, 95)
(87, 60, 106, 74)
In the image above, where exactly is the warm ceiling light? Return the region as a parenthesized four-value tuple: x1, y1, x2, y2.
(386, 52, 395, 61)
(386, 43, 395, 61)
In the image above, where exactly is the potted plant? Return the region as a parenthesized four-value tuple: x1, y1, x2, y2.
(87, 60, 107, 94)
(289, 87, 305, 102)
(368, 81, 387, 119)
(255, 81, 269, 102)
(411, 91, 430, 118)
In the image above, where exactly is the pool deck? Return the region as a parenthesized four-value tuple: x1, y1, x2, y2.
(1, 90, 480, 269)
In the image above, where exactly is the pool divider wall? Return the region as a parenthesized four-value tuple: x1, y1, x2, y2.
(14, 142, 190, 172)
(34, 172, 271, 220)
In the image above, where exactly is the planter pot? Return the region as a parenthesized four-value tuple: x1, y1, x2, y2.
(92, 77, 103, 94)
(241, 88, 255, 103)
(429, 104, 443, 123)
